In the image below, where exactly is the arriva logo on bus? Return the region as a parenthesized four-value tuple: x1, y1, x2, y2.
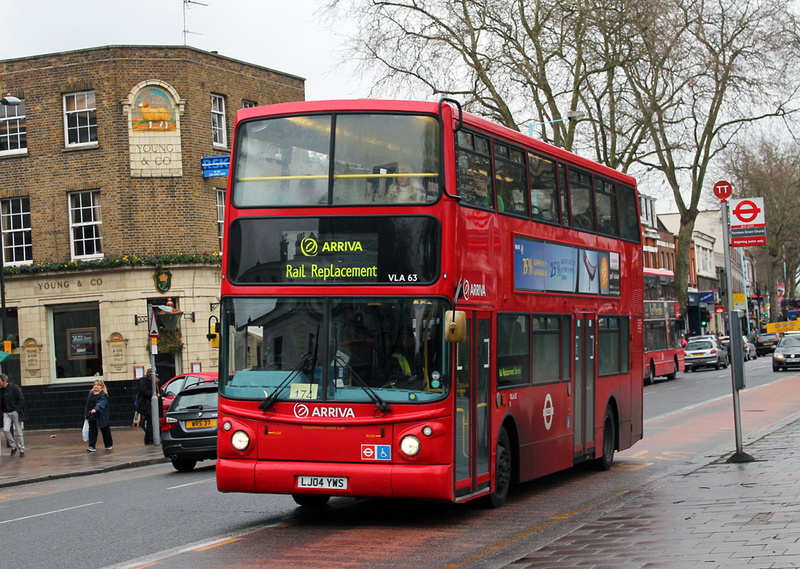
(294, 403, 356, 419)
(463, 279, 487, 300)
(300, 237, 364, 257)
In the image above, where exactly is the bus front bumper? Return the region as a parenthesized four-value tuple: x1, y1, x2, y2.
(217, 458, 454, 501)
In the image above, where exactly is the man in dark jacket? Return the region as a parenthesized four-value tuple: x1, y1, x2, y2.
(0, 373, 25, 457)
(136, 368, 155, 444)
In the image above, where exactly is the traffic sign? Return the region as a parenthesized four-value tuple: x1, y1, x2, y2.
(715, 304, 725, 314)
(729, 197, 766, 247)
(730, 198, 764, 225)
(148, 308, 160, 338)
(713, 180, 732, 201)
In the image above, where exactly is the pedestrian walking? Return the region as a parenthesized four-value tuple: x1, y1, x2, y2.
(0, 373, 25, 457)
(136, 368, 155, 444)
(85, 379, 113, 451)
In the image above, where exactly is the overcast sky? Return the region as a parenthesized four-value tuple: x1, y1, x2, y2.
(3, 0, 364, 101)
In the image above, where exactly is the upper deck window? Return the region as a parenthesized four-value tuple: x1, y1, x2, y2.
(595, 178, 619, 237)
(528, 153, 559, 225)
(617, 184, 642, 243)
(569, 167, 596, 233)
(494, 142, 528, 218)
(232, 113, 440, 207)
(456, 130, 494, 210)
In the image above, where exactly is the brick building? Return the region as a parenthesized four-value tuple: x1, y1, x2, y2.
(0, 46, 304, 428)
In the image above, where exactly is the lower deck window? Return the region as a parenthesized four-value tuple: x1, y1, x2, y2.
(497, 314, 530, 388)
(599, 316, 629, 375)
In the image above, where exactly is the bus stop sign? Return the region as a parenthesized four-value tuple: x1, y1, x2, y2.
(713, 180, 732, 201)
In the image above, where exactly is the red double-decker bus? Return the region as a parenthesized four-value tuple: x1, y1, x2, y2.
(215, 99, 644, 507)
(643, 268, 685, 384)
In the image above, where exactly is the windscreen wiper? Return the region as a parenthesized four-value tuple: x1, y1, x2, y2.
(331, 354, 391, 414)
(258, 353, 313, 411)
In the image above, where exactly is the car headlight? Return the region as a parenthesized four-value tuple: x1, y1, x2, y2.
(400, 435, 421, 457)
(775, 353, 785, 360)
(231, 430, 250, 451)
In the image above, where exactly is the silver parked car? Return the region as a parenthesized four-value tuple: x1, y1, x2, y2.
(684, 337, 729, 371)
(772, 336, 800, 372)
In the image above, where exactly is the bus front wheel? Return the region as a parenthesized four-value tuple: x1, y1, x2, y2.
(292, 494, 331, 508)
(488, 427, 512, 508)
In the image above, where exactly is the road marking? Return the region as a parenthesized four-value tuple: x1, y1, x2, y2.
(167, 478, 215, 490)
(0, 501, 102, 525)
(102, 520, 297, 569)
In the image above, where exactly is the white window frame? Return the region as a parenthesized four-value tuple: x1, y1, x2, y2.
(211, 93, 227, 147)
(216, 189, 226, 254)
(242, 99, 257, 109)
(0, 100, 27, 156)
(63, 91, 98, 148)
(69, 191, 103, 260)
(0, 197, 32, 266)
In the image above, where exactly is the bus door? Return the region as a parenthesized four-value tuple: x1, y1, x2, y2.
(573, 312, 596, 460)
(454, 311, 492, 499)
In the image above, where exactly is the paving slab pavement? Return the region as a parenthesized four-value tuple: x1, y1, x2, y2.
(499, 417, 800, 568)
(0, 426, 168, 488)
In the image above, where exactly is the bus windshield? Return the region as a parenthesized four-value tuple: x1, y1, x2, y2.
(232, 113, 441, 207)
(221, 297, 450, 404)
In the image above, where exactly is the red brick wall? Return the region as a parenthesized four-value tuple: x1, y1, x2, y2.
(0, 46, 305, 261)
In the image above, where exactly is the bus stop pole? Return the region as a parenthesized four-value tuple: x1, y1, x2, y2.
(721, 201, 754, 463)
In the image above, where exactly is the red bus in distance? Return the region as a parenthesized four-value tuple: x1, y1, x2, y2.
(215, 99, 644, 507)
(643, 268, 685, 384)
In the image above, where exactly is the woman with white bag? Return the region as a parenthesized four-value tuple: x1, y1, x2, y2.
(84, 380, 113, 452)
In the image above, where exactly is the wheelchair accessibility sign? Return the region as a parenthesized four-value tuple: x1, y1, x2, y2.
(361, 444, 391, 461)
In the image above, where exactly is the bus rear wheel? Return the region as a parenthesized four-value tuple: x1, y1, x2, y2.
(644, 361, 655, 386)
(596, 408, 616, 471)
(488, 427, 512, 508)
(292, 494, 331, 508)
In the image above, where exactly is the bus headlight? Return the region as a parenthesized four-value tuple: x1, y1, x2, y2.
(400, 435, 421, 457)
(231, 430, 250, 451)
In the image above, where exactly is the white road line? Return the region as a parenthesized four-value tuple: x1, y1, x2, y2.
(0, 501, 102, 525)
(167, 477, 216, 490)
(102, 520, 294, 569)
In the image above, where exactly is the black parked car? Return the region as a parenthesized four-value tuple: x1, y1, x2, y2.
(756, 333, 781, 357)
(161, 382, 218, 472)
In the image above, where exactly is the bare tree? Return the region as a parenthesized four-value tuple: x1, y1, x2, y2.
(326, 0, 650, 164)
(326, 0, 800, 317)
(623, 0, 800, 315)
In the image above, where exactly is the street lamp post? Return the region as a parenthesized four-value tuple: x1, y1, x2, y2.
(528, 110, 585, 137)
(0, 94, 21, 371)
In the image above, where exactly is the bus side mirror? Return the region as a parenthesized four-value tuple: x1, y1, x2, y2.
(444, 310, 466, 343)
(207, 317, 219, 349)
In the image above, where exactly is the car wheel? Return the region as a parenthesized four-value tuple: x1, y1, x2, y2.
(487, 427, 512, 508)
(773, 364, 781, 372)
(715, 360, 721, 370)
(685, 365, 692, 373)
(171, 458, 197, 472)
(292, 494, 331, 507)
